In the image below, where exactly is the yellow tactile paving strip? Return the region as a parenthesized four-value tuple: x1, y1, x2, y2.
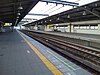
(18, 31, 63, 75)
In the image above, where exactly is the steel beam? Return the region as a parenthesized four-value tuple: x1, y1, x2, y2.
(0, 0, 35, 7)
(83, 6, 100, 18)
(28, 13, 49, 16)
(41, 0, 79, 6)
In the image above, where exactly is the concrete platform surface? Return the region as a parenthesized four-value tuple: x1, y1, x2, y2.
(0, 30, 93, 75)
(0, 30, 53, 75)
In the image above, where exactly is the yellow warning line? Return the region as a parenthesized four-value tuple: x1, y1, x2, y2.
(18, 31, 63, 75)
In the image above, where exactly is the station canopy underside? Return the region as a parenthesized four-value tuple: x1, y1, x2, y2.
(0, 0, 40, 26)
(24, 1, 100, 26)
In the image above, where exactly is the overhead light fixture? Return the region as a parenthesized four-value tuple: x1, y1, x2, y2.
(18, 12, 21, 15)
(57, 18, 60, 20)
(67, 15, 70, 18)
(84, 6, 87, 8)
(95, 4, 97, 6)
(17, 16, 19, 19)
(83, 11, 86, 15)
(18, 3, 23, 10)
(73, 6, 75, 8)
(18, 6, 23, 10)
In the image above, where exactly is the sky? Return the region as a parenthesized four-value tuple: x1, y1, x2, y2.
(23, 0, 98, 22)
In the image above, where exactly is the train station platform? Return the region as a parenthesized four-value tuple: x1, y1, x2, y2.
(29, 30, 100, 43)
(0, 30, 93, 75)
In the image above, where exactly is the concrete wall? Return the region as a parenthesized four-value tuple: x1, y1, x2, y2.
(74, 29, 100, 34)
(70, 20, 100, 34)
(38, 25, 45, 30)
(24, 20, 100, 34)
(25, 27, 30, 30)
(98, 24, 100, 30)
(44, 25, 54, 31)
(57, 27, 69, 32)
(71, 20, 100, 25)
(55, 20, 100, 34)
(72, 24, 100, 34)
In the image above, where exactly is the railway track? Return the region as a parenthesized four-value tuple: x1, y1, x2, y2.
(20, 30, 100, 74)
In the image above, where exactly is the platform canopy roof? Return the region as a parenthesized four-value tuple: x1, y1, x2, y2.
(0, 0, 40, 26)
(24, 0, 100, 26)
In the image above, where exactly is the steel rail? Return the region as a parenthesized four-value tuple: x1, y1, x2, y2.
(20, 30, 100, 74)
